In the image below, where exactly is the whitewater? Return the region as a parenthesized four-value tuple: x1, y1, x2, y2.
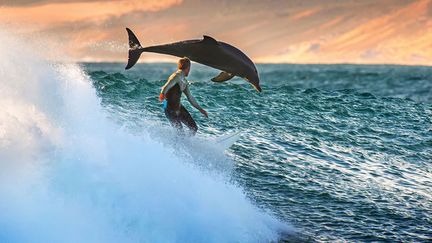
(0, 31, 288, 242)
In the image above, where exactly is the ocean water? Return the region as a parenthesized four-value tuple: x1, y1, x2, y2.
(86, 62, 432, 242)
(0, 32, 287, 242)
(1, 28, 431, 242)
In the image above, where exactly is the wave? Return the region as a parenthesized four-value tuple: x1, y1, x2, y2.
(0, 30, 289, 242)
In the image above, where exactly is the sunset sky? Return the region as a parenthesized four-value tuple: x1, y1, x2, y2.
(1, 0, 431, 65)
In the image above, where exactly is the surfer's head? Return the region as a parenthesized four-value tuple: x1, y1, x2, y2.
(178, 57, 191, 76)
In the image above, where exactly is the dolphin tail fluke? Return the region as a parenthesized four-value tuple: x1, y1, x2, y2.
(125, 28, 143, 70)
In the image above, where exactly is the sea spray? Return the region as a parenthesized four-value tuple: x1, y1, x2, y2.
(0, 30, 288, 242)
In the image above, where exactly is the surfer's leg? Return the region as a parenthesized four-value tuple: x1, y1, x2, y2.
(164, 109, 183, 131)
(179, 106, 198, 135)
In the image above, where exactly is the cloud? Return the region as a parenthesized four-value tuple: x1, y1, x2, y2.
(0, 0, 55, 6)
(258, 0, 432, 65)
(290, 8, 321, 21)
(0, 0, 183, 25)
(307, 43, 321, 52)
(1, 0, 431, 65)
(0, 0, 101, 6)
(360, 49, 380, 60)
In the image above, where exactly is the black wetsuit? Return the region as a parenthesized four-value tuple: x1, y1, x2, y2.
(164, 83, 198, 135)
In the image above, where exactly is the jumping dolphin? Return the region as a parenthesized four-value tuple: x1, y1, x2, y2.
(125, 28, 262, 92)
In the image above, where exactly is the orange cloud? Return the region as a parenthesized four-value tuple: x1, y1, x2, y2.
(290, 8, 321, 21)
(0, 0, 182, 30)
(259, 0, 432, 65)
(1, 0, 431, 65)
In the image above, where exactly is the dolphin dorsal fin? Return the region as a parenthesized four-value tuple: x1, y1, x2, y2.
(202, 35, 219, 45)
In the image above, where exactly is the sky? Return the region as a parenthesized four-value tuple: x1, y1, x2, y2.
(1, 0, 431, 65)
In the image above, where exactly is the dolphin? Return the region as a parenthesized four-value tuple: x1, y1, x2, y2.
(125, 28, 262, 92)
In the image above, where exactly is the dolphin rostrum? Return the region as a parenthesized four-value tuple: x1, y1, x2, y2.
(125, 28, 262, 92)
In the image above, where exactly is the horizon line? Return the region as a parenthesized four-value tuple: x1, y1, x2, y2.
(78, 61, 432, 68)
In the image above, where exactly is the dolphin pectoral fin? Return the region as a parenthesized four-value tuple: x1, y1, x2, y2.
(211, 72, 235, 82)
(202, 35, 219, 45)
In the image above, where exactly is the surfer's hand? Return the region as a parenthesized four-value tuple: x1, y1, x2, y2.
(158, 93, 165, 102)
(200, 109, 208, 118)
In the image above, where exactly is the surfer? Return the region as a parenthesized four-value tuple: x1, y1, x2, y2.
(159, 57, 208, 135)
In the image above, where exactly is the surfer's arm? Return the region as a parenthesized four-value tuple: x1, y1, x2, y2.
(184, 86, 208, 118)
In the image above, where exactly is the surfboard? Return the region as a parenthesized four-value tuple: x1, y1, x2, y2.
(211, 131, 243, 151)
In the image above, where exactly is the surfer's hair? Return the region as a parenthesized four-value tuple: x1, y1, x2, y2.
(178, 57, 191, 70)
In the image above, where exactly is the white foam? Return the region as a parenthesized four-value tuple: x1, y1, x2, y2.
(0, 29, 288, 242)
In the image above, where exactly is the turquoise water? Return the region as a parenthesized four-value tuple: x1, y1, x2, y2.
(87, 63, 432, 242)
(1, 32, 287, 242)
